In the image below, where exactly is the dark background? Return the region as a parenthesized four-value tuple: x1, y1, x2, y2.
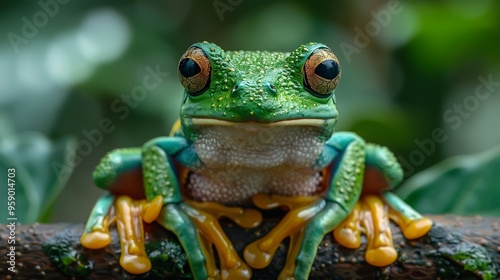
(1, 0, 499, 222)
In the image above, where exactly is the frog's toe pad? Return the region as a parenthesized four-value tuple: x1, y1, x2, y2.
(80, 231, 111, 249)
(221, 263, 252, 280)
(120, 255, 152, 274)
(142, 195, 163, 223)
(244, 242, 274, 269)
(365, 246, 398, 267)
(232, 208, 262, 228)
(334, 228, 361, 249)
(402, 217, 433, 239)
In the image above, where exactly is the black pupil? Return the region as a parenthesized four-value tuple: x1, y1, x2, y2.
(314, 60, 339, 80)
(179, 58, 201, 77)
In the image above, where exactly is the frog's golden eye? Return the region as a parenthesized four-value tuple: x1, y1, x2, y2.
(303, 48, 341, 97)
(178, 47, 211, 95)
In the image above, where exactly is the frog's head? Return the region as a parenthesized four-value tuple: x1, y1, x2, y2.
(177, 41, 341, 142)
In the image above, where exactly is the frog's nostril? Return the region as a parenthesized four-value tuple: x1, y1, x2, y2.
(267, 83, 277, 94)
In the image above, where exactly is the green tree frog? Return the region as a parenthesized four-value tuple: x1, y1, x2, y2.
(81, 42, 432, 280)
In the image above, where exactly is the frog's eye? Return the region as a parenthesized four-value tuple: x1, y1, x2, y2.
(178, 47, 211, 95)
(303, 48, 341, 97)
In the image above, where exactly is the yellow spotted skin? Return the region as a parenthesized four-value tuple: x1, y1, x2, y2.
(81, 41, 432, 280)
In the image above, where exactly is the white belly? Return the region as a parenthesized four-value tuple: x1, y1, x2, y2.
(186, 125, 326, 204)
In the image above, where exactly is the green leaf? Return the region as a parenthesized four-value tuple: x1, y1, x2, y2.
(396, 146, 500, 216)
(0, 132, 76, 223)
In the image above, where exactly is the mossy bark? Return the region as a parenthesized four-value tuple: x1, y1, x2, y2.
(0, 215, 499, 279)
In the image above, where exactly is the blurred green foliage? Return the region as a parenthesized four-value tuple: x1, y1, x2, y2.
(0, 0, 499, 221)
(397, 146, 500, 216)
(0, 117, 75, 222)
(397, 147, 500, 216)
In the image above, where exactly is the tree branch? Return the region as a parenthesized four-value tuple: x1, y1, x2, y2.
(1, 215, 499, 279)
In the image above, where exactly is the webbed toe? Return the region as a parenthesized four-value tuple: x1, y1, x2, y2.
(334, 193, 432, 267)
(244, 194, 325, 271)
(182, 200, 261, 280)
(80, 230, 111, 249)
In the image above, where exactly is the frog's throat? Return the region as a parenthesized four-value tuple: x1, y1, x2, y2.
(190, 118, 334, 128)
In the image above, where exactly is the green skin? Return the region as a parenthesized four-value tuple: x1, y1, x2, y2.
(83, 42, 423, 279)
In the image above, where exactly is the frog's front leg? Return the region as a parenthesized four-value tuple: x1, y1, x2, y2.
(244, 132, 366, 280)
(333, 143, 433, 266)
(144, 137, 261, 280)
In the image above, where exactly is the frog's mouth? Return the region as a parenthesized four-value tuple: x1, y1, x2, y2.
(189, 118, 336, 133)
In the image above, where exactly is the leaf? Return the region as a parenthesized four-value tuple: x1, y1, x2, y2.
(396, 146, 500, 216)
(0, 132, 76, 223)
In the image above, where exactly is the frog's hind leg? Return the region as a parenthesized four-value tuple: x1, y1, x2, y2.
(358, 194, 397, 266)
(365, 144, 432, 240)
(333, 144, 432, 267)
(81, 193, 164, 274)
(81, 147, 146, 249)
(114, 195, 163, 274)
(82, 147, 166, 274)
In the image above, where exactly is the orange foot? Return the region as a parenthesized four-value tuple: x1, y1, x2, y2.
(180, 200, 262, 280)
(334, 194, 432, 266)
(81, 195, 163, 274)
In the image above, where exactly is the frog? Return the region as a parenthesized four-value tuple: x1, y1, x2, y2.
(80, 41, 432, 280)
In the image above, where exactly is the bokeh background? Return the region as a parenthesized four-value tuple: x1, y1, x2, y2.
(1, 0, 499, 222)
